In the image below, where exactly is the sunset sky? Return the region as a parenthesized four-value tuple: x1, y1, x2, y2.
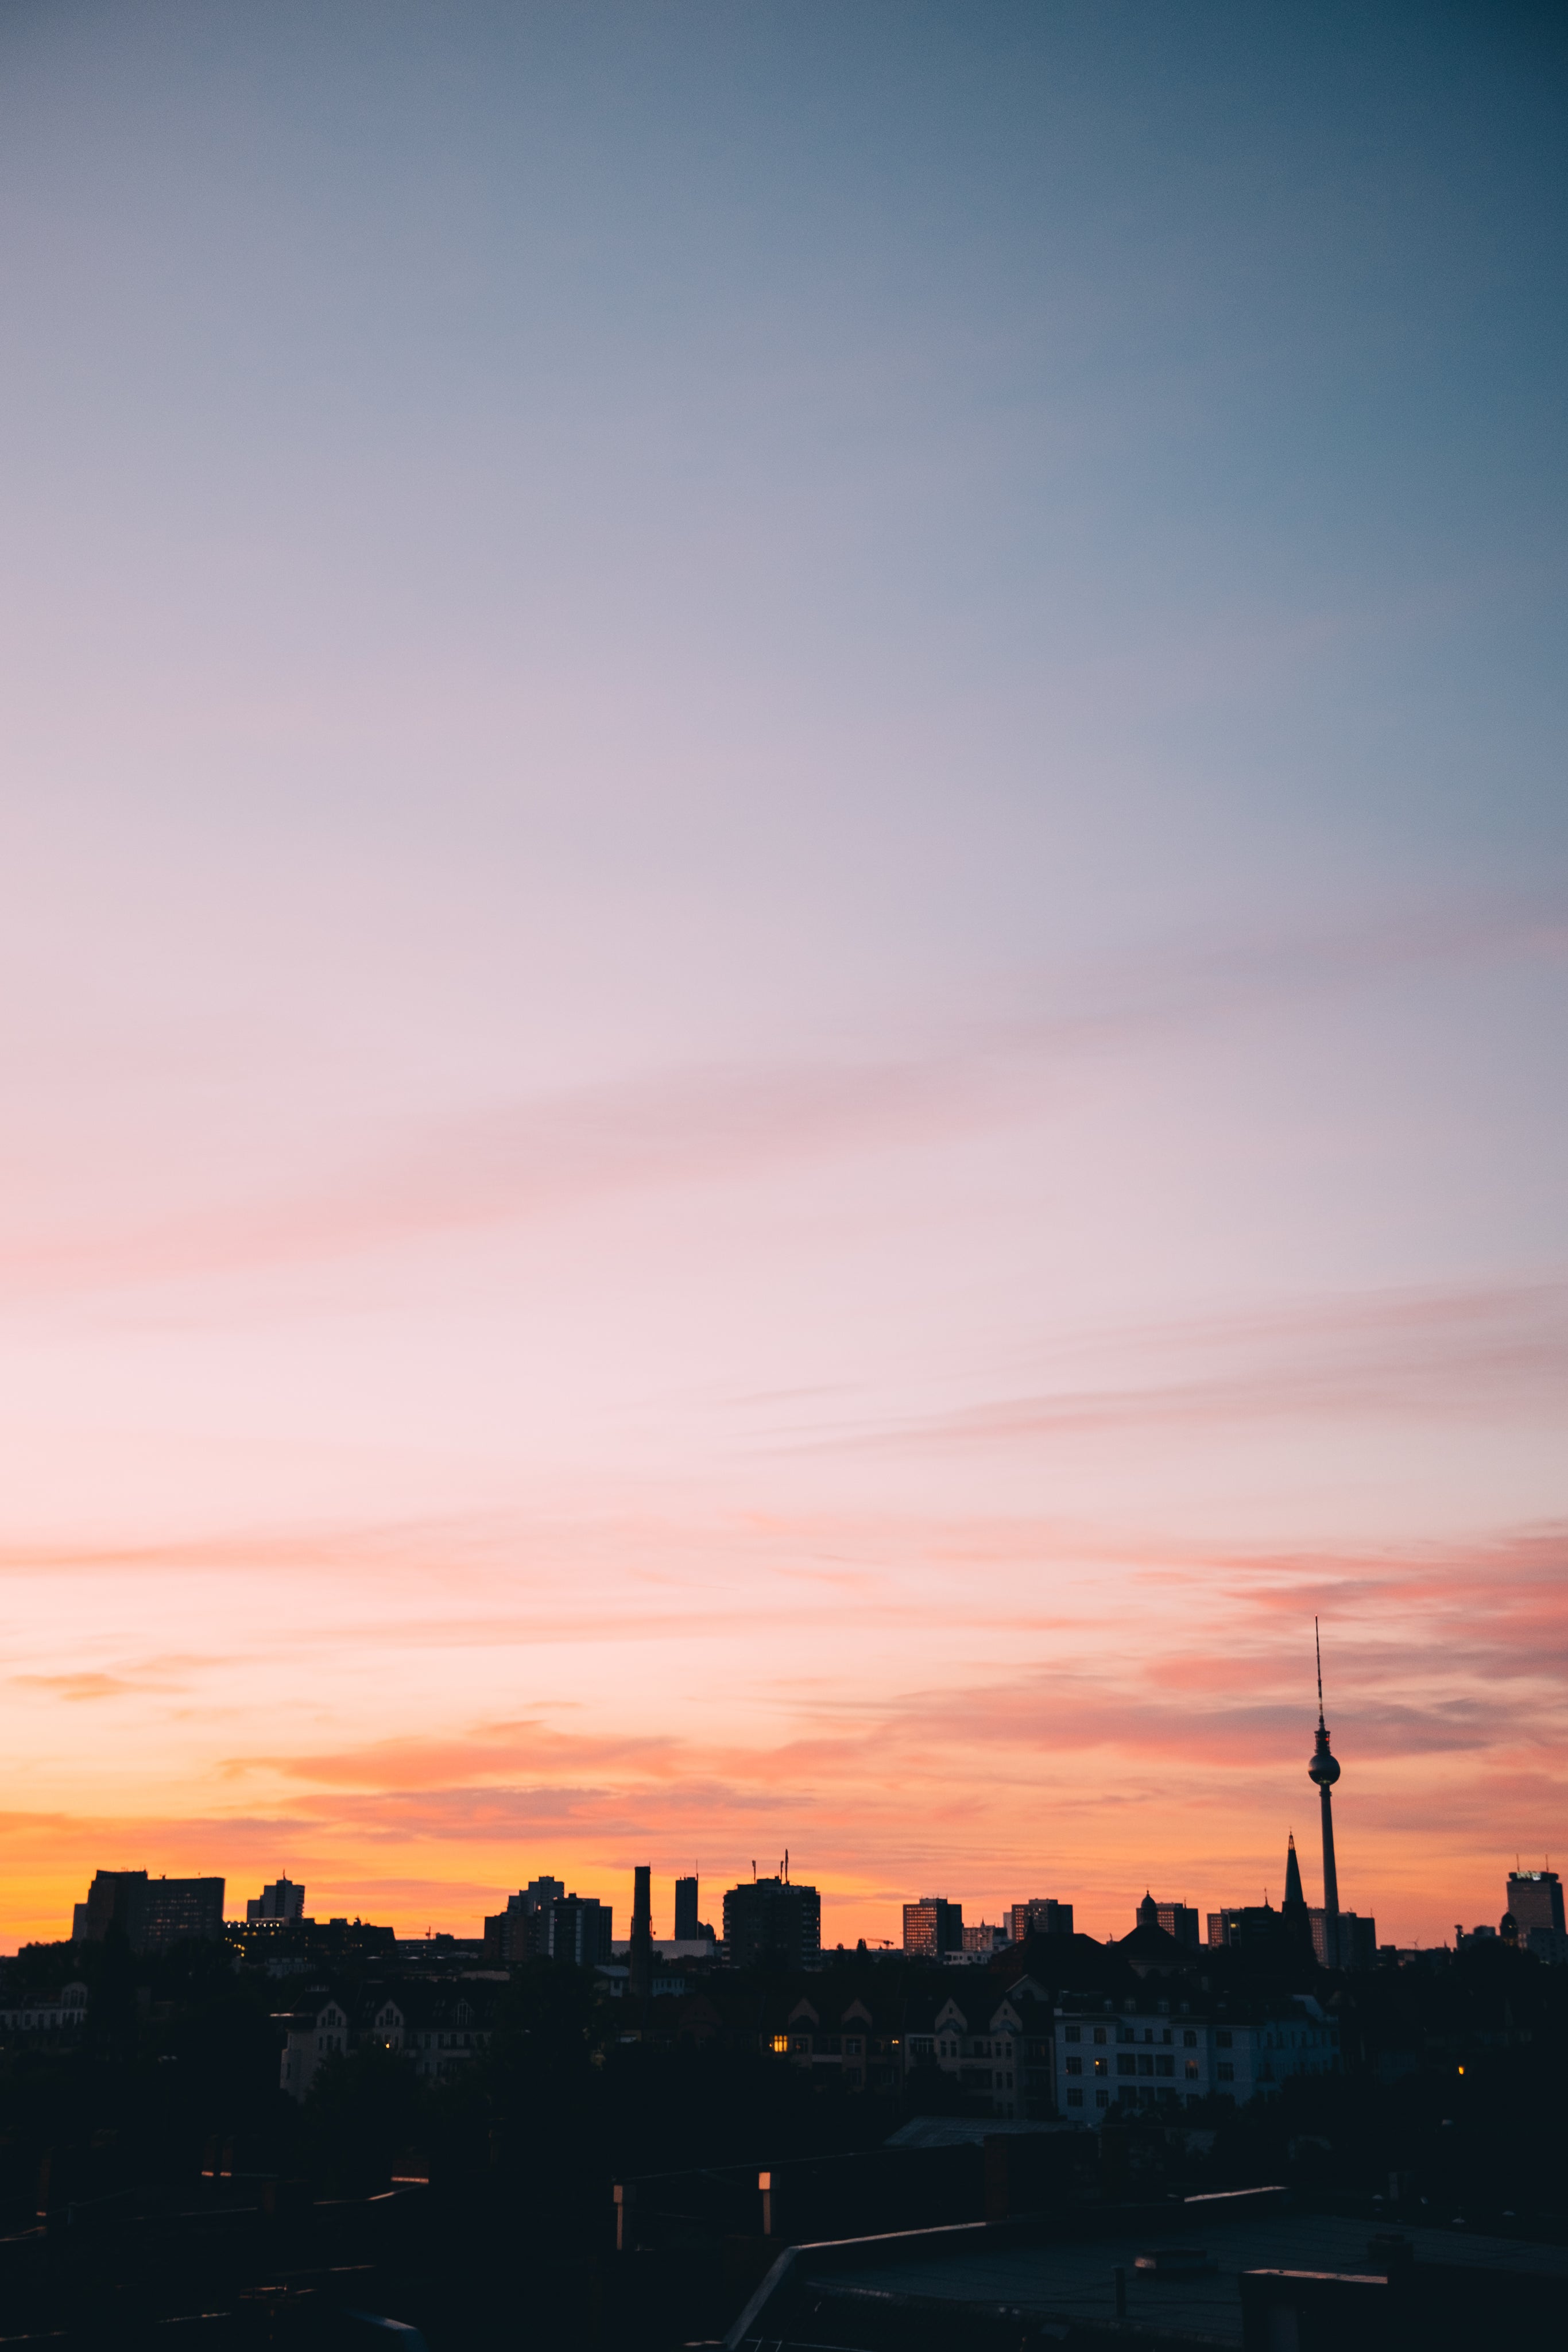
(1, 1, 1565, 1952)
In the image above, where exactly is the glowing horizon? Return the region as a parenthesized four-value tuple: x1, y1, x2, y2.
(1, 2, 1564, 1956)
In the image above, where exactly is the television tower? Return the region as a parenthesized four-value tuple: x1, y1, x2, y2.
(1307, 1619, 1341, 1915)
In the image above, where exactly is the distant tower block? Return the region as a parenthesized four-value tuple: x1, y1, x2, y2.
(674, 1875, 699, 1941)
(629, 1864, 653, 2001)
(1307, 1621, 1342, 1916)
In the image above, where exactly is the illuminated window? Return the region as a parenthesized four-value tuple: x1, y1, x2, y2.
(771, 2034, 789, 2053)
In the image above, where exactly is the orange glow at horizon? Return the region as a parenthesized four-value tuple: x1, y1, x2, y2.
(4, 1498, 1562, 1953)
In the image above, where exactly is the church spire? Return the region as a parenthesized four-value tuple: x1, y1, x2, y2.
(1283, 1831, 1305, 1909)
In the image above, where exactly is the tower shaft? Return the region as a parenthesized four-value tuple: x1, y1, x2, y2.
(1319, 1780, 1339, 1916)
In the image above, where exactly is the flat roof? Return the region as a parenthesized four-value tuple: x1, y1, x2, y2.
(782, 2215, 1568, 2347)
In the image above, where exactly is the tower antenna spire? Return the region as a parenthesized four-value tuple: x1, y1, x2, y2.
(1308, 1620, 1341, 1920)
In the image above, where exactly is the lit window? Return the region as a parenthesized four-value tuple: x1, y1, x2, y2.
(771, 2034, 788, 2053)
(1184, 2060, 1198, 2079)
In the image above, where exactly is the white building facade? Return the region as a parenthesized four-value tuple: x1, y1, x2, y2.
(1054, 1994, 1338, 2122)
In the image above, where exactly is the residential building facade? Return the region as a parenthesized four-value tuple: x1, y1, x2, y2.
(277, 1983, 497, 2100)
(0, 1983, 88, 2040)
(1054, 1995, 1338, 2123)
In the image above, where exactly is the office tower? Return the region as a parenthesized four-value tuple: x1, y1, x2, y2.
(1134, 1891, 1201, 1949)
(902, 1897, 963, 1958)
(72, 1870, 224, 1955)
(1507, 1869, 1565, 1936)
(674, 1875, 699, 1940)
(1008, 1898, 1073, 1943)
(542, 1894, 613, 1966)
(246, 1877, 305, 1923)
(483, 1876, 576, 1966)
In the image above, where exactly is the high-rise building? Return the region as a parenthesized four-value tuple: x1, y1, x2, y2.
(674, 1875, 699, 1941)
(723, 1875, 821, 1968)
(629, 1864, 654, 1998)
(246, 1877, 305, 1924)
(72, 1870, 224, 1954)
(1008, 1898, 1073, 1943)
(1507, 1869, 1565, 1937)
(483, 1875, 579, 1966)
(1134, 1892, 1200, 1948)
(543, 1894, 613, 1966)
(903, 1897, 963, 1958)
(1505, 1869, 1566, 1963)
(961, 1921, 1008, 1953)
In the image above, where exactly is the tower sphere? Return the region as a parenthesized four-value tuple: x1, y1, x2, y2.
(1308, 1739, 1340, 1788)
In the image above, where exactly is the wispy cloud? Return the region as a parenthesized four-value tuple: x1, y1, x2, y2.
(1, 895, 1559, 1300)
(807, 1280, 1568, 1453)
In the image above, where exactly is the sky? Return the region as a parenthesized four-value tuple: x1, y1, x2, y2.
(0, 0, 1564, 1953)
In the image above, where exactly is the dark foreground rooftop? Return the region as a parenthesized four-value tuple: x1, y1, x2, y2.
(726, 2202, 1568, 2350)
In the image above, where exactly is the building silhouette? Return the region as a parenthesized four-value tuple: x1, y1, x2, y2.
(723, 1873, 820, 1968)
(246, 1877, 305, 1924)
(1507, 1868, 1564, 1937)
(1305, 1627, 1376, 1968)
(1136, 1892, 1201, 1948)
(1008, 1897, 1073, 1941)
(1506, 1867, 1567, 1963)
(72, 1870, 224, 1954)
(629, 1864, 654, 1999)
(903, 1897, 963, 1958)
(483, 1876, 611, 1966)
